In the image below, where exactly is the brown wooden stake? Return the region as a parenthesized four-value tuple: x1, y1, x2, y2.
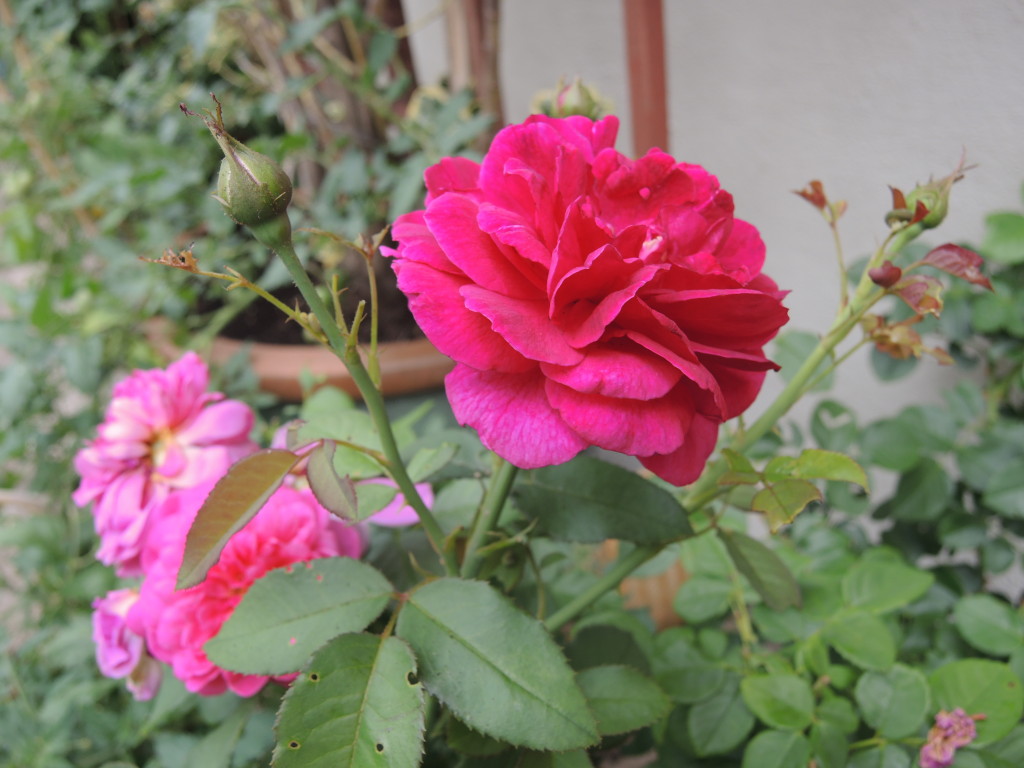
(622, 0, 669, 156)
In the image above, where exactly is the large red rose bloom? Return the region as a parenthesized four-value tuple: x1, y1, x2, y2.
(386, 115, 788, 485)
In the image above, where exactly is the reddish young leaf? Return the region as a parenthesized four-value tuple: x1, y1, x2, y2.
(890, 186, 908, 211)
(895, 274, 944, 316)
(177, 449, 301, 589)
(910, 200, 930, 225)
(922, 243, 994, 290)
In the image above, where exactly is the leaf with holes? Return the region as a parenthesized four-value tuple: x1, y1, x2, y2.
(272, 633, 423, 768)
(178, 449, 301, 589)
(396, 578, 598, 750)
(205, 558, 393, 675)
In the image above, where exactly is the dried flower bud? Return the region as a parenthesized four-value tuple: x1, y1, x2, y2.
(181, 96, 293, 250)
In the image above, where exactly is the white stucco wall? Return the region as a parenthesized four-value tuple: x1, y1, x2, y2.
(403, 0, 1024, 421)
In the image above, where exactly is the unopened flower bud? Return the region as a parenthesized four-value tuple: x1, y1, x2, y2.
(532, 77, 611, 120)
(181, 96, 293, 250)
(887, 158, 970, 231)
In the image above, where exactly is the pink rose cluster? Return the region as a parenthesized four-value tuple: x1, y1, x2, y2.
(76, 353, 420, 700)
(387, 114, 788, 485)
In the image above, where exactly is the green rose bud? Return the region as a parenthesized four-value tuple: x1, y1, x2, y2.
(885, 158, 970, 231)
(181, 96, 293, 250)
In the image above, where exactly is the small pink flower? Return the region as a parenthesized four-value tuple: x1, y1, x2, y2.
(128, 482, 364, 697)
(270, 422, 432, 527)
(74, 352, 257, 576)
(359, 478, 433, 527)
(387, 115, 788, 485)
(92, 588, 162, 701)
(919, 708, 982, 768)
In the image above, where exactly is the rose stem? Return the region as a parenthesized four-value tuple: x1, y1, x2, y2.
(273, 238, 459, 576)
(460, 458, 519, 579)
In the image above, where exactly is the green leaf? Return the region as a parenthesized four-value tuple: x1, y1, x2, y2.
(875, 458, 953, 522)
(854, 664, 930, 738)
(822, 610, 896, 670)
(272, 633, 424, 768)
(306, 440, 358, 520)
(445, 716, 509, 757)
(740, 674, 815, 730)
(810, 721, 849, 768)
(651, 627, 727, 704)
(841, 559, 934, 613)
(720, 449, 760, 485)
(983, 211, 1024, 265)
(929, 659, 1024, 745)
(396, 578, 598, 750)
(516, 456, 692, 544)
(952, 595, 1024, 657)
(860, 419, 926, 472)
(752, 478, 822, 532)
(818, 693, 861, 734)
(719, 529, 801, 611)
(673, 575, 732, 624)
(774, 330, 834, 391)
(178, 449, 301, 589)
(741, 729, 811, 768)
(295, 410, 388, 479)
(981, 539, 1017, 574)
(205, 558, 394, 675)
(686, 676, 755, 756)
(982, 462, 1024, 518)
(184, 704, 249, 768)
(405, 442, 458, 482)
(846, 744, 912, 768)
(512, 750, 593, 768)
(576, 665, 670, 736)
(811, 400, 859, 453)
(790, 449, 869, 489)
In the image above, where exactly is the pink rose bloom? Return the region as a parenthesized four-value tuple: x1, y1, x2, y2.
(128, 482, 364, 697)
(919, 708, 981, 768)
(92, 588, 162, 700)
(73, 352, 257, 576)
(386, 115, 788, 485)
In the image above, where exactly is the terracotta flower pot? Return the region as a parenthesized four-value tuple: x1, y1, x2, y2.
(146, 318, 454, 401)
